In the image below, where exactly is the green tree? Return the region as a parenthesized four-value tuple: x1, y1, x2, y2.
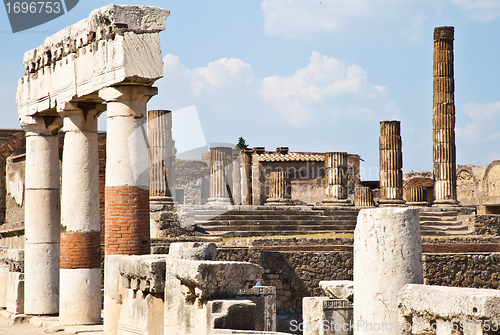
(236, 137, 248, 149)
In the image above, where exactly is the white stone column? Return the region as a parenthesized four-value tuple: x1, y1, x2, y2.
(21, 115, 62, 315)
(99, 85, 157, 335)
(59, 102, 105, 325)
(354, 208, 423, 335)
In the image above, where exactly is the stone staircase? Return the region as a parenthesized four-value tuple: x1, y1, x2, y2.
(418, 210, 472, 236)
(193, 207, 359, 237)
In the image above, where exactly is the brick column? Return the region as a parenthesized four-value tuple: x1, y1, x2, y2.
(99, 85, 157, 335)
(208, 147, 233, 204)
(433, 26, 459, 206)
(241, 149, 252, 205)
(323, 152, 352, 206)
(59, 102, 105, 325)
(21, 115, 62, 315)
(148, 109, 174, 203)
(266, 171, 293, 205)
(379, 121, 405, 207)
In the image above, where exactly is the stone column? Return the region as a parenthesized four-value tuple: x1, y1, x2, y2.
(405, 187, 428, 207)
(354, 208, 423, 335)
(379, 121, 405, 206)
(323, 152, 352, 206)
(433, 26, 459, 206)
(241, 149, 252, 205)
(22, 115, 62, 315)
(208, 147, 233, 204)
(59, 102, 105, 325)
(232, 152, 242, 205)
(354, 186, 375, 207)
(266, 171, 292, 205)
(99, 85, 157, 335)
(148, 109, 174, 204)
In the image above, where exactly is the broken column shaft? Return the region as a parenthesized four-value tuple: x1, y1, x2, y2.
(433, 26, 459, 206)
(208, 147, 233, 204)
(241, 149, 253, 205)
(266, 171, 292, 205)
(323, 152, 352, 206)
(379, 121, 405, 206)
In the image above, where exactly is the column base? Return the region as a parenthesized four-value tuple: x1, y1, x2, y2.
(149, 196, 174, 205)
(406, 201, 429, 207)
(207, 197, 232, 205)
(265, 198, 295, 206)
(378, 199, 406, 207)
(322, 199, 353, 206)
(432, 199, 460, 207)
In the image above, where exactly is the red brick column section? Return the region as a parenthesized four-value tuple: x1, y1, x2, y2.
(60, 232, 101, 269)
(105, 186, 150, 255)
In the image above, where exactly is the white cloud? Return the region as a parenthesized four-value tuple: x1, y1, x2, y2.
(457, 101, 500, 143)
(452, 0, 500, 21)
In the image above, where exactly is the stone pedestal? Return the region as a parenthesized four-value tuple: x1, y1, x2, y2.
(59, 102, 104, 326)
(354, 208, 423, 335)
(433, 27, 459, 207)
(22, 115, 62, 315)
(100, 85, 157, 335)
(266, 171, 293, 205)
(405, 186, 428, 207)
(379, 121, 405, 207)
(237, 286, 277, 331)
(323, 152, 352, 206)
(148, 109, 174, 204)
(241, 149, 253, 205)
(208, 147, 233, 204)
(303, 297, 353, 335)
(354, 187, 374, 207)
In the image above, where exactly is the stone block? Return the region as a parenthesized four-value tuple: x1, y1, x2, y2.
(119, 255, 168, 293)
(237, 286, 277, 331)
(0, 262, 8, 308)
(169, 242, 217, 260)
(7, 272, 24, 314)
(117, 289, 164, 335)
(303, 297, 353, 335)
(208, 299, 256, 331)
(319, 281, 353, 301)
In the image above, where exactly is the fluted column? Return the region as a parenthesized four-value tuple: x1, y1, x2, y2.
(433, 26, 459, 206)
(323, 152, 352, 206)
(99, 85, 157, 335)
(208, 147, 233, 204)
(241, 149, 252, 205)
(21, 115, 62, 315)
(405, 186, 428, 207)
(59, 102, 105, 325)
(266, 171, 292, 205)
(232, 153, 241, 205)
(379, 121, 405, 206)
(354, 186, 375, 207)
(148, 110, 174, 203)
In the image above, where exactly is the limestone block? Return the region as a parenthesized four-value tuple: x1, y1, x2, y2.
(7, 272, 24, 314)
(0, 263, 8, 308)
(303, 297, 353, 335)
(16, 5, 170, 119)
(171, 258, 262, 301)
(169, 242, 217, 261)
(104, 255, 125, 335)
(207, 299, 256, 331)
(117, 289, 164, 335)
(319, 281, 353, 301)
(3, 249, 24, 272)
(354, 208, 423, 335)
(398, 284, 500, 321)
(237, 286, 277, 331)
(119, 255, 168, 293)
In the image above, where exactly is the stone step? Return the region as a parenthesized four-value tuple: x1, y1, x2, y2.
(419, 211, 458, 217)
(198, 224, 356, 232)
(194, 214, 358, 221)
(420, 220, 463, 226)
(199, 230, 355, 238)
(196, 219, 357, 227)
(417, 216, 458, 222)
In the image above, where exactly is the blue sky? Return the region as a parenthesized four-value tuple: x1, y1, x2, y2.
(1, 0, 499, 180)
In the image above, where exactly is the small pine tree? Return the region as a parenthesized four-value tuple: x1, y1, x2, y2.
(236, 137, 248, 149)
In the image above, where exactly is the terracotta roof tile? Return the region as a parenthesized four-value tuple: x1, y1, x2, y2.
(256, 152, 325, 162)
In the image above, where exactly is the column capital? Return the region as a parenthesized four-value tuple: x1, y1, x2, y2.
(58, 101, 106, 132)
(20, 115, 62, 136)
(99, 85, 158, 104)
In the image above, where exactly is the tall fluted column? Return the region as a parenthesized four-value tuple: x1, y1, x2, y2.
(241, 149, 252, 205)
(59, 102, 105, 325)
(354, 186, 375, 207)
(266, 171, 292, 205)
(379, 121, 405, 206)
(232, 153, 241, 205)
(323, 152, 352, 206)
(433, 26, 459, 206)
(148, 110, 174, 203)
(208, 147, 233, 204)
(99, 85, 157, 335)
(22, 115, 62, 315)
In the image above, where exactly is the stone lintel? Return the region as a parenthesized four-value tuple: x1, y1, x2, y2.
(119, 255, 168, 293)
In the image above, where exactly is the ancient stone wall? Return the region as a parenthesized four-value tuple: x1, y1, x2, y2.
(457, 162, 500, 211)
(470, 215, 500, 236)
(174, 159, 209, 204)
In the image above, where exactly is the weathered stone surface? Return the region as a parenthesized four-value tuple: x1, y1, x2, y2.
(319, 281, 353, 301)
(323, 152, 352, 206)
(6, 272, 24, 314)
(169, 242, 217, 261)
(207, 299, 256, 331)
(398, 283, 500, 321)
(171, 258, 262, 301)
(237, 286, 277, 331)
(117, 289, 164, 335)
(354, 208, 423, 334)
(119, 255, 168, 293)
(303, 297, 353, 335)
(379, 121, 405, 206)
(17, 5, 169, 120)
(208, 147, 233, 204)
